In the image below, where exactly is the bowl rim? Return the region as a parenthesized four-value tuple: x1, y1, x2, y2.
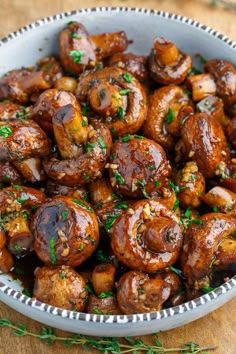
(0, 6, 236, 326)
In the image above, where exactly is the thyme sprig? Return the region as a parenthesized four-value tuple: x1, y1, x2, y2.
(0, 318, 217, 353)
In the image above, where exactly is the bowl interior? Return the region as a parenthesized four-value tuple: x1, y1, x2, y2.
(0, 7, 236, 336)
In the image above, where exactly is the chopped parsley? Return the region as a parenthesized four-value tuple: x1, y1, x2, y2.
(96, 250, 110, 263)
(119, 89, 131, 95)
(0, 126, 12, 138)
(114, 202, 128, 210)
(78, 243, 84, 251)
(12, 184, 22, 190)
(16, 195, 29, 204)
(98, 291, 114, 299)
(120, 134, 131, 142)
(13, 244, 23, 251)
(49, 238, 57, 264)
(169, 265, 185, 279)
(69, 50, 85, 64)
(123, 72, 134, 83)
(97, 136, 107, 155)
(104, 214, 119, 232)
(61, 209, 69, 222)
(81, 103, 88, 116)
(98, 88, 106, 100)
(117, 106, 124, 119)
(201, 285, 214, 294)
(154, 180, 160, 187)
(85, 234, 96, 244)
(72, 199, 93, 212)
(69, 32, 81, 39)
(164, 109, 175, 124)
(173, 199, 180, 211)
(134, 134, 143, 139)
(113, 170, 124, 185)
(85, 141, 95, 152)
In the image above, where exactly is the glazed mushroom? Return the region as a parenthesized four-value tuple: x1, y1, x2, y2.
(181, 112, 230, 178)
(174, 161, 206, 208)
(108, 136, 171, 198)
(0, 56, 63, 104)
(143, 86, 191, 150)
(204, 59, 236, 117)
(75, 67, 147, 137)
(33, 266, 88, 311)
(86, 294, 120, 315)
(0, 186, 46, 256)
(32, 196, 99, 267)
(111, 200, 183, 273)
(107, 52, 148, 82)
(0, 161, 22, 185)
(45, 179, 88, 200)
(148, 37, 192, 85)
(0, 226, 14, 273)
(196, 95, 229, 127)
(181, 212, 236, 289)
(201, 186, 236, 213)
(59, 21, 128, 75)
(92, 263, 116, 296)
(0, 119, 51, 161)
(12, 157, 46, 183)
(30, 88, 81, 135)
(0, 101, 28, 121)
(116, 270, 171, 314)
(43, 104, 112, 185)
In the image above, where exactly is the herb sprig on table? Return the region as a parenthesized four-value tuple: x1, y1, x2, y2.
(0, 318, 216, 353)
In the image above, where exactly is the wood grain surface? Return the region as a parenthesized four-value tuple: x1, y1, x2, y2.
(0, 1, 236, 353)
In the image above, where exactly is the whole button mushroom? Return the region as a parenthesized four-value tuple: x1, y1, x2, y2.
(116, 270, 171, 314)
(59, 21, 128, 75)
(111, 200, 183, 273)
(32, 196, 99, 267)
(33, 266, 88, 311)
(148, 37, 192, 85)
(108, 135, 171, 199)
(76, 67, 147, 137)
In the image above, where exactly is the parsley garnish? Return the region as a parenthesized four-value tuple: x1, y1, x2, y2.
(16, 195, 29, 204)
(98, 88, 106, 100)
(69, 32, 81, 39)
(123, 72, 134, 83)
(113, 170, 125, 185)
(119, 89, 131, 95)
(72, 199, 93, 212)
(121, 134, 131, 142)
(98, 291, 114, 299)
(117, 106, 124, 119)
(104, 214, 120, 232)
(97, 136, 107, 155)
(0, 126, 12, 138)
(69, 50, 85, 64)
(154, 180, 160, 187)
(164, 109, 175, 124)
(61, 210, 69, 222)
(114, 202, 128, 210)
(49, 238, 57, 264)
(85, 141, 95, 152)
(201, 285, 214, 293)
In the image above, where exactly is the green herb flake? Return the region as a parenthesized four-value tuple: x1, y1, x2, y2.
(69, 32, 81, 39)
(16, 195, 29, 204)
(187, 67, 202, 76)
(96, 250, 110, 262)
(81, 120, 87, 127)
(98, 291, 114, 299)
(173, 199, 180, 211)
(0, 126, 12, 138)
(92, 307, 104, 315)
(72, 199, 93, 212)
(113, 170, 125, 185)
(13, 244, 23, 251)
(119, 89, 131, 95)
(85, 234, 96, 244)
(212, 206, 219, 212)
(3, 175, 10, 182)
(85, 282, 94, 294)
(121, 134, 131, 142)
(169, 181, 179, 194)
(61, 209, 69, 222)
(114, 202, 128, 210)
(49, 238, 57, 264)
(134, 134, 143, 139)
(22, 288, 31, 297)
(12, 184, 22, 190)
(199, 55, 207, 64)
(150, 165, 156, 170)
(117, 106, 124, 119)
(104, 214, 119, 232)
(78, 243, 84, 251)
(164, 109, 175, 124)
(85, 141, 95, 153)
(81, 103, 88, 116)
(59, 272, 66, 279)
(69, 50, 85, 64)
(123, 72, 134, 83)
(168, 265, 185, 279)
(154, 180, 160, 187)
(98, 88, 106, 100)
(201, 285, 214, 294)
(233, 230, 236, 239)
(183, 207, 191, 219)
(97, 136, 107, 155)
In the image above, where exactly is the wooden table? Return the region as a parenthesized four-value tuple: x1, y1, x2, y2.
(0, 0, 236, 353)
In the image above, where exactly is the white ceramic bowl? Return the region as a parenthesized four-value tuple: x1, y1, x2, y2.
(0, 7, 235, 337)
